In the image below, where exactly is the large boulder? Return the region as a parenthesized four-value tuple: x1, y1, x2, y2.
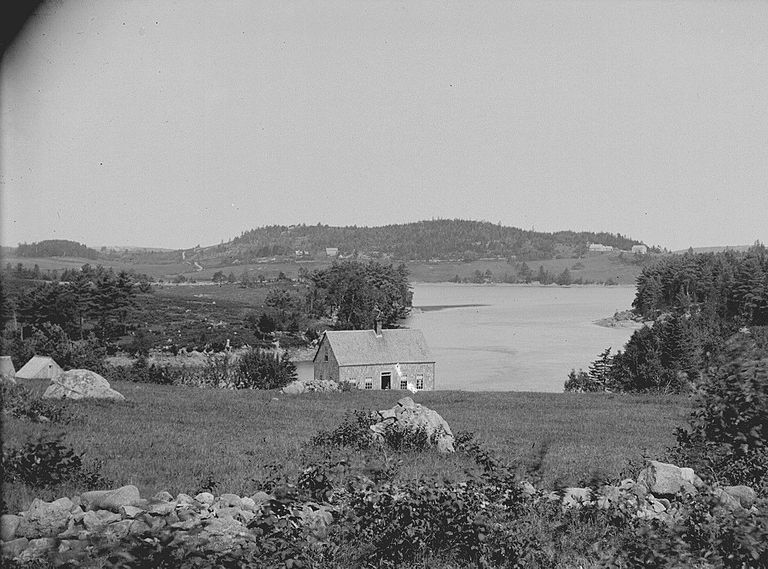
(16, 498, 75, 538)
(636, 460, 704, 497)
(80, 486, 141, 513)
(42, 369, 125, 401)
(371, 397, 455, 453)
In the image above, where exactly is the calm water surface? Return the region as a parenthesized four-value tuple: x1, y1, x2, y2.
(406, 284, 637, 392)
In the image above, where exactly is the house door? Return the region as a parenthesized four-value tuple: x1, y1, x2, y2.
(380, 372, 391, 390)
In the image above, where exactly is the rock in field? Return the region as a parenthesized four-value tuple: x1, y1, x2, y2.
(282, 379, 340, 394)
(16, 498, 75, 538)
(1, 514, 21, 541)
(80, 486, 141, 512)
(723, 485, 757, 509)
(636, 460, 703, 497)
(42, 369, 125, 401)
(372, 397, 455, 453)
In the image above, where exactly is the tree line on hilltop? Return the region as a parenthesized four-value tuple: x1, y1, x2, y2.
(568, 244, 768, 394)
(16, 239, 100, 259)
(228, 219, 644, 261)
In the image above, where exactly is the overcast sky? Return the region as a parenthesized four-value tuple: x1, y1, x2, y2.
(2, 0, 767, 251)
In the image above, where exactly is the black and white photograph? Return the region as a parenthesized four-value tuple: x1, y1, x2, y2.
(2, 1, 767, 566)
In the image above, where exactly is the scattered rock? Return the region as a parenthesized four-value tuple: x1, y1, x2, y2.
(146, 501, 176, 516)
(153, 491, 174, 502)
(43, 369, 125, 400)
(18, 537, 56, 562)
(81, 486, 141, 512)
(372, 397, 455, 453)
(1, 514, 21, 541)
(16, 498, 73, 538)
(713, 488, 743, 511)
(1, 537, 29, 558)
(250, 491, 271, 505)
(195, 492, 214, 505)
(103, 520, 133, 542)
(119, 505, 145, 518)
(562, 487, 592, 508)
(175, 493, 198, 506)
(723, 485, 757, 509)
(281, 379, 340, 394)
(636, 460, 703, 497)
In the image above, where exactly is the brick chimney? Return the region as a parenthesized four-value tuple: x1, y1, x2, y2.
(374, 317, 383, 337)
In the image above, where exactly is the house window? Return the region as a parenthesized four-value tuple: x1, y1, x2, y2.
(365, 377, 373, 390)
(324, 351, 328, 362)
(400, 380, 408, 390)
(416, 374, 424, 390)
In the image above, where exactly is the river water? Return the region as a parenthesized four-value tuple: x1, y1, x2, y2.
(405, 283, 637, 392)
(297, 284, 638, 392)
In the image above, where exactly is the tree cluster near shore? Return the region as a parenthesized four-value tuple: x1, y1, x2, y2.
(306, 260, 412, 330)
(570, 244, 768, 395)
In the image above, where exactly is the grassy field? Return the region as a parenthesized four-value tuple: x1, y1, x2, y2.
(406, 253, 645, 285)
(3, 380, 691, 513)
(4, 251, 647, 284)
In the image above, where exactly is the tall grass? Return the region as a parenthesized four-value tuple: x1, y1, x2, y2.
(2, 380, 689, 513)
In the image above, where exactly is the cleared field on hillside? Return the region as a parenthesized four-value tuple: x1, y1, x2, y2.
(4, 251, 649, 284)
(406, 253, 645, 285)
(2, 255, 189, 279)
(4, 381, 690, 513)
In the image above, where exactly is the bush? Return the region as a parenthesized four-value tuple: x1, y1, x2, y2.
(129, 356, 177, 385)
(674, 338, 768, 490)
(311, 410, 439, 452)
(0, 382, 76, 424)
(311, 410, 378, 450)
(235, 348, 296, 390)
(604, 492, 768, 568)
(564, 369, 603, 392)
(2, 434, 110, 490)
(7, 323, 107, 373)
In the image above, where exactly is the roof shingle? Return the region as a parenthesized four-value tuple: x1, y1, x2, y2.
(315, 329, 434, 366)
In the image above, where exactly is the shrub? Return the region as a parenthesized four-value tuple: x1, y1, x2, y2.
(564, 369, 603, 392)
(339, 480, 487, 566)
(7, 323, 107, 373)
(603, 492, 768, 568)
(311, 410, 378, 450)
(674, 338, 768, 490)
(2, 434, 110, 490)
(381, 422, 434, 452)
(0, 382, 76, 424)
(235, 348, 296, 390)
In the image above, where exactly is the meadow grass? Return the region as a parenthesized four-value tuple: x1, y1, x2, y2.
(3, 380, 690, 513)
(5, 252, 644, 285)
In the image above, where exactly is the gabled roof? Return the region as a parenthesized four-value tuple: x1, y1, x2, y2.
(315, 329, 434, 367)
(15, 356, 63, 380)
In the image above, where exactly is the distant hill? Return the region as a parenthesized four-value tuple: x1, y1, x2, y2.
(207, 219, 644, 262)
(15, 239, 100, 260)
(672, 245, 752, 254)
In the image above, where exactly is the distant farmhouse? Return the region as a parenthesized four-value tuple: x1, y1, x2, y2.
(631, 245, 648, 255)
(588, 243, 614, 253)
(313, 323, 435, 391)
(325, 247, 339, 257)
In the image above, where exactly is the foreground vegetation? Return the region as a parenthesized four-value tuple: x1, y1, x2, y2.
(4, 372, 768, 568)
(2, 382, 688, 515)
